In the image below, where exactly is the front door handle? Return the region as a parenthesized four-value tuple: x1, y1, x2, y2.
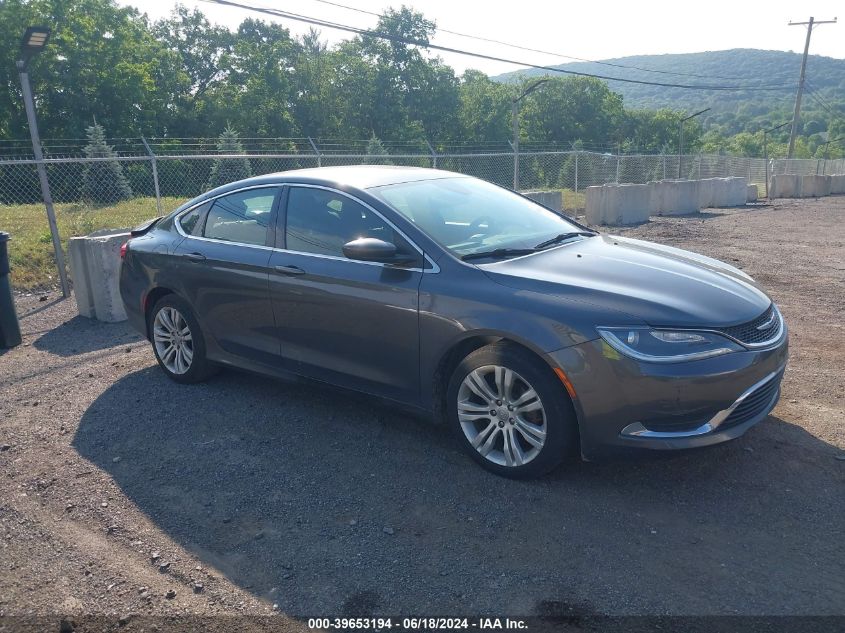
(274, 264, 306, 275)
(185, 252, 206, 262)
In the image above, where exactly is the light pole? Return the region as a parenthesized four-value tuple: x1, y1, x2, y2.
(677, 108, 710, 179)
(763, 121, 790, 198)
(17, 26, 69, 298)
(512, 79, 549, 191)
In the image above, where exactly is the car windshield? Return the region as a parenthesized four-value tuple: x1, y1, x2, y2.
(370, 176, 583, 259)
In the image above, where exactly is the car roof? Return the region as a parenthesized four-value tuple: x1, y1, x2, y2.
(169, 166, 470, 216)
(223, 165, 466, 193)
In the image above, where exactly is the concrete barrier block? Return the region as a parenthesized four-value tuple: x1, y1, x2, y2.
(617, 183, 650, 224)
(651, 179, 699, 216)
(800, 175, 831, 197)
(585, 185, 621, 225)
(769, 174, 802, 198)
(747, 184, 758, 202)
(703, 177, 746, 208)
(67, 238, 95, 318)
(830, 174, 845, 194)
(725, 177, 748, 207)
(697, 178, 718, 208)
(585, 186, 603, 225)
(523, 190, 562, 211)
(68, 229, 129, 322)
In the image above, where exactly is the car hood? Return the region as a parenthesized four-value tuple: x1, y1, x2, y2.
(480, 235, 771, 327)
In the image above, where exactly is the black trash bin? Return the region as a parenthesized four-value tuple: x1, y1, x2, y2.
(0, 231, 22, 348)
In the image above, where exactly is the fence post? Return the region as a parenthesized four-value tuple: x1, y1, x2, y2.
(425, 140, 437, 169)
(574, 150, 579, 196)
(697, 154, 702, 180)
(662, 154, 666, 180)
(615, 148, 621, 183)
(140, 136, 162, 215)
(308, 137, 321, 168)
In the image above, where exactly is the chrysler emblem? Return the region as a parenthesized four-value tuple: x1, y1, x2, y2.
(757, 313, 776, 330)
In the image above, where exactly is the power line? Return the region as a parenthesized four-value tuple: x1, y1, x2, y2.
(805, 80, 845, 119)
(199, 0, 796, 92)
(302, 0, 754, 82)
(804, 86, 845, 130)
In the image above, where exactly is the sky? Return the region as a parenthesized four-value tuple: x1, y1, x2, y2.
(117, 0, 844, 77)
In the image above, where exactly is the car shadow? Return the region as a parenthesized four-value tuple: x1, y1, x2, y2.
(33, 315, 143, 356)
(73, 367, 845, 617)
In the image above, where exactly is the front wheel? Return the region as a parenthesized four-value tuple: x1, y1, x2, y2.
(149, 295, 216, 384)
(446, 342, 578, 478)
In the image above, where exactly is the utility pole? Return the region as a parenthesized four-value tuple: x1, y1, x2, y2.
(786, 16, 837, 159)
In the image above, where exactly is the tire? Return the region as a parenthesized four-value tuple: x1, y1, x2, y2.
(148, 295, 217, 384)
(446, 342, 578, 479)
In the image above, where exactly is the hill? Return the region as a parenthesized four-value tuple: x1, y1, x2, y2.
(495, 49, 845, 135)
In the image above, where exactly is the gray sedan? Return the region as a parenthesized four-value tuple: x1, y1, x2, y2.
(119, 167, 788, 478)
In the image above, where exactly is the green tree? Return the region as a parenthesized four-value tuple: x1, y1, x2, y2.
(80, 123, 132, 204)
(207, 125, 252, 188)
(355, 7, 460, 142)
(292, 28, 338, 138)
(0, 0, 177, 139)
(458, 71, 511, 143)
(364, 133, 392, 165)
(622, 109, 702, 154)
(152, 5, 234, 136)
(220, 18, 299, 137)
(520, 77, 625, 146)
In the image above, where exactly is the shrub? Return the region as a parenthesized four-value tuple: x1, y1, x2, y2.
(363, 134, 392, 165)
(207, 125, 252, 188)
(80, 124, 133, 204)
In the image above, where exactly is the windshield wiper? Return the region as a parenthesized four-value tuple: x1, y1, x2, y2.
(461, 248, 538, 261)
(534, 231, 597, 250)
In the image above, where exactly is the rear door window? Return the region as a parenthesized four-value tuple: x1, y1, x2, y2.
(203, 189, 277, 246)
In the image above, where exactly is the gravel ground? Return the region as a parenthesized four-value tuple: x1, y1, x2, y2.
(1, 197, 843, 626)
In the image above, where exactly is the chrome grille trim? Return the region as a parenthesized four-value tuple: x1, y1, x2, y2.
(713, 304, 784, 349)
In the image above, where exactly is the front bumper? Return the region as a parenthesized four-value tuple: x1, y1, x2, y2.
(548, 332, 788, 460)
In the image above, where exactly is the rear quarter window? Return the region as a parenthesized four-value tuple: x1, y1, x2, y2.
(177, 201, 211, 236)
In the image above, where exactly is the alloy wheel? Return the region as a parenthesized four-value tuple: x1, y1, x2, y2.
(153, 306, 194, 375)
(457, 365, 547, 467)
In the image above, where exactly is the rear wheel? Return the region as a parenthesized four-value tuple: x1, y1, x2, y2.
(446, 342, 577, 478)
(149, 295, 216, 384)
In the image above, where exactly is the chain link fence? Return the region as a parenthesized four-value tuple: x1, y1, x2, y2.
(3, 146, 844, 214)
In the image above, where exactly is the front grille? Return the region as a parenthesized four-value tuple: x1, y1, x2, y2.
(714, 304, 781, 346)
(719, 373, 782, 430)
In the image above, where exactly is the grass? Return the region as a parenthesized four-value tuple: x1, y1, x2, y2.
(0, 197, 187, 290)
(561, 189, 586, 211)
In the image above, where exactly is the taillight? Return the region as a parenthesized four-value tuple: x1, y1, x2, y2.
(120, 242, 128, 259)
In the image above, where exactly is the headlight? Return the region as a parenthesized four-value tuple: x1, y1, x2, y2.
(596, 327, 743, 363)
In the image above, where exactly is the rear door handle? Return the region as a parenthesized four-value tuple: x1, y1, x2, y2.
(274, 264, 306, 275)
(185, 252, 206, 262)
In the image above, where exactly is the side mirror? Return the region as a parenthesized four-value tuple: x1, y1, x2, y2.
(342, 237, 417, 266)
